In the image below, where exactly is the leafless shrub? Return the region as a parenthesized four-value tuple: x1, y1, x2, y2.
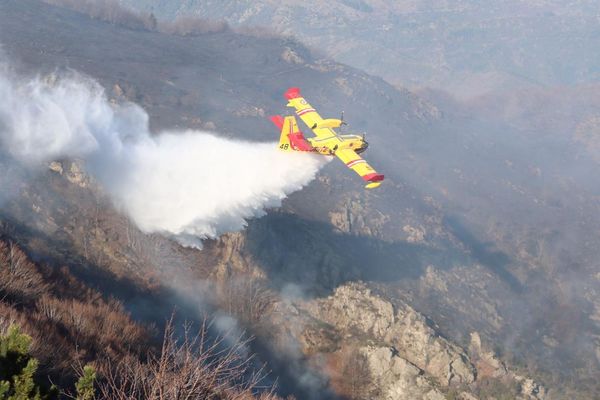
(217, 278, 277, 329)
(34, 295, 148, 358)
(97, 319, 279, 400)
(330, 346, 374, 400)
(0, 241, 50, 302)
(0, 298, 73, 373)
(160, 16, 229, 36)
(0, 302, 25, 333)
(0, 238, 151, 379)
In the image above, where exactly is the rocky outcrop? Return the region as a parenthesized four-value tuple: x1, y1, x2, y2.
(328, 197, 390, 237)
(302, 283, 476, 387)
(48, 160, 89, 187)
(281, 47, 305, 64)
(359, 346, 446, 400)
(277, 282, 549, 400)
(469, 332, 508, 379)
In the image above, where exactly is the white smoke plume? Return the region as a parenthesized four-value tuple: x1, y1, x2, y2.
(0, 63, 325, 246)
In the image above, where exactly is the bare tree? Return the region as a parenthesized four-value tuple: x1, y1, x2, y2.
(217, 278, 277, 330)
(0, 241, 49, 302)
(336, 346, 374, 400)
(96, 319, 279, 400)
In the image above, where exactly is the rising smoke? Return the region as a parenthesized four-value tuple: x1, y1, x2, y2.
(0, 62, 325, 246)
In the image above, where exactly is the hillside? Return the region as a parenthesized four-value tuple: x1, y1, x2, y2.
(0, 1, 599, 399)
(123, 0, 600, 95)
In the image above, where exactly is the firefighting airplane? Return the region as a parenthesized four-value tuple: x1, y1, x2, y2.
(270, 87, 384, 189)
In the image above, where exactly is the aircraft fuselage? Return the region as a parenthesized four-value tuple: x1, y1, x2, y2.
(307, 134, 368, 155)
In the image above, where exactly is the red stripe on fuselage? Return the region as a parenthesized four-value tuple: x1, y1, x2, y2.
(297, 108, 316, 116)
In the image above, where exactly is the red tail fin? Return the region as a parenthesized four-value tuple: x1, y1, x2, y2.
(284, 87, 301, 100)
(270, 115, 284, 129)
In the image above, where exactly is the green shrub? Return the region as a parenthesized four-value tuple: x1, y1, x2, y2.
(75, 365, 96, 400)
(0, 324, 55, 400)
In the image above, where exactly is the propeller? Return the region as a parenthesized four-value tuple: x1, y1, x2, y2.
(340, 110, 347, 125)
(339, 111, 347, 133)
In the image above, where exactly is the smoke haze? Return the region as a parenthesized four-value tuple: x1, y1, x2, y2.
(0, 62, 325, 246)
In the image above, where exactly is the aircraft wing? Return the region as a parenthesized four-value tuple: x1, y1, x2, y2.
(335, 149, 384, 189)
(284, 87, 339, 139)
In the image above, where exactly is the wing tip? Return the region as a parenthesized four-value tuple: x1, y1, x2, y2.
(363, 173, 384, 189)
(363, 173, 384, 182)
(284, 87, 301, 100)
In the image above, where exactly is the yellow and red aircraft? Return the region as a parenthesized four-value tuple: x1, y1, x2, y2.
(270, 87, 384, 189)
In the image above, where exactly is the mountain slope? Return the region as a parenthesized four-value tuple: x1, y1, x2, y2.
(123, 0, 600, 94)
(0, 1, 598, 399)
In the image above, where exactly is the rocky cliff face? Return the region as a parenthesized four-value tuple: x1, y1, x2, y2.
(302, 284, 475, 386)
(286, 283, 544, 399)
(254, 279, 546, 400)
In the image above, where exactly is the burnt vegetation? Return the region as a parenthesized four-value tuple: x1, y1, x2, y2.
(41, 0, 229, 36)
(42, 0, 157, 31)
(216, 278, 278, 331)
(0, 239, 149, 380)
(0, 239, 281, 399)
(96, 320, 279, 400)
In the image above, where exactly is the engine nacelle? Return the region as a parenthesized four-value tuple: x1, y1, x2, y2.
(311, 118, 343, 129)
